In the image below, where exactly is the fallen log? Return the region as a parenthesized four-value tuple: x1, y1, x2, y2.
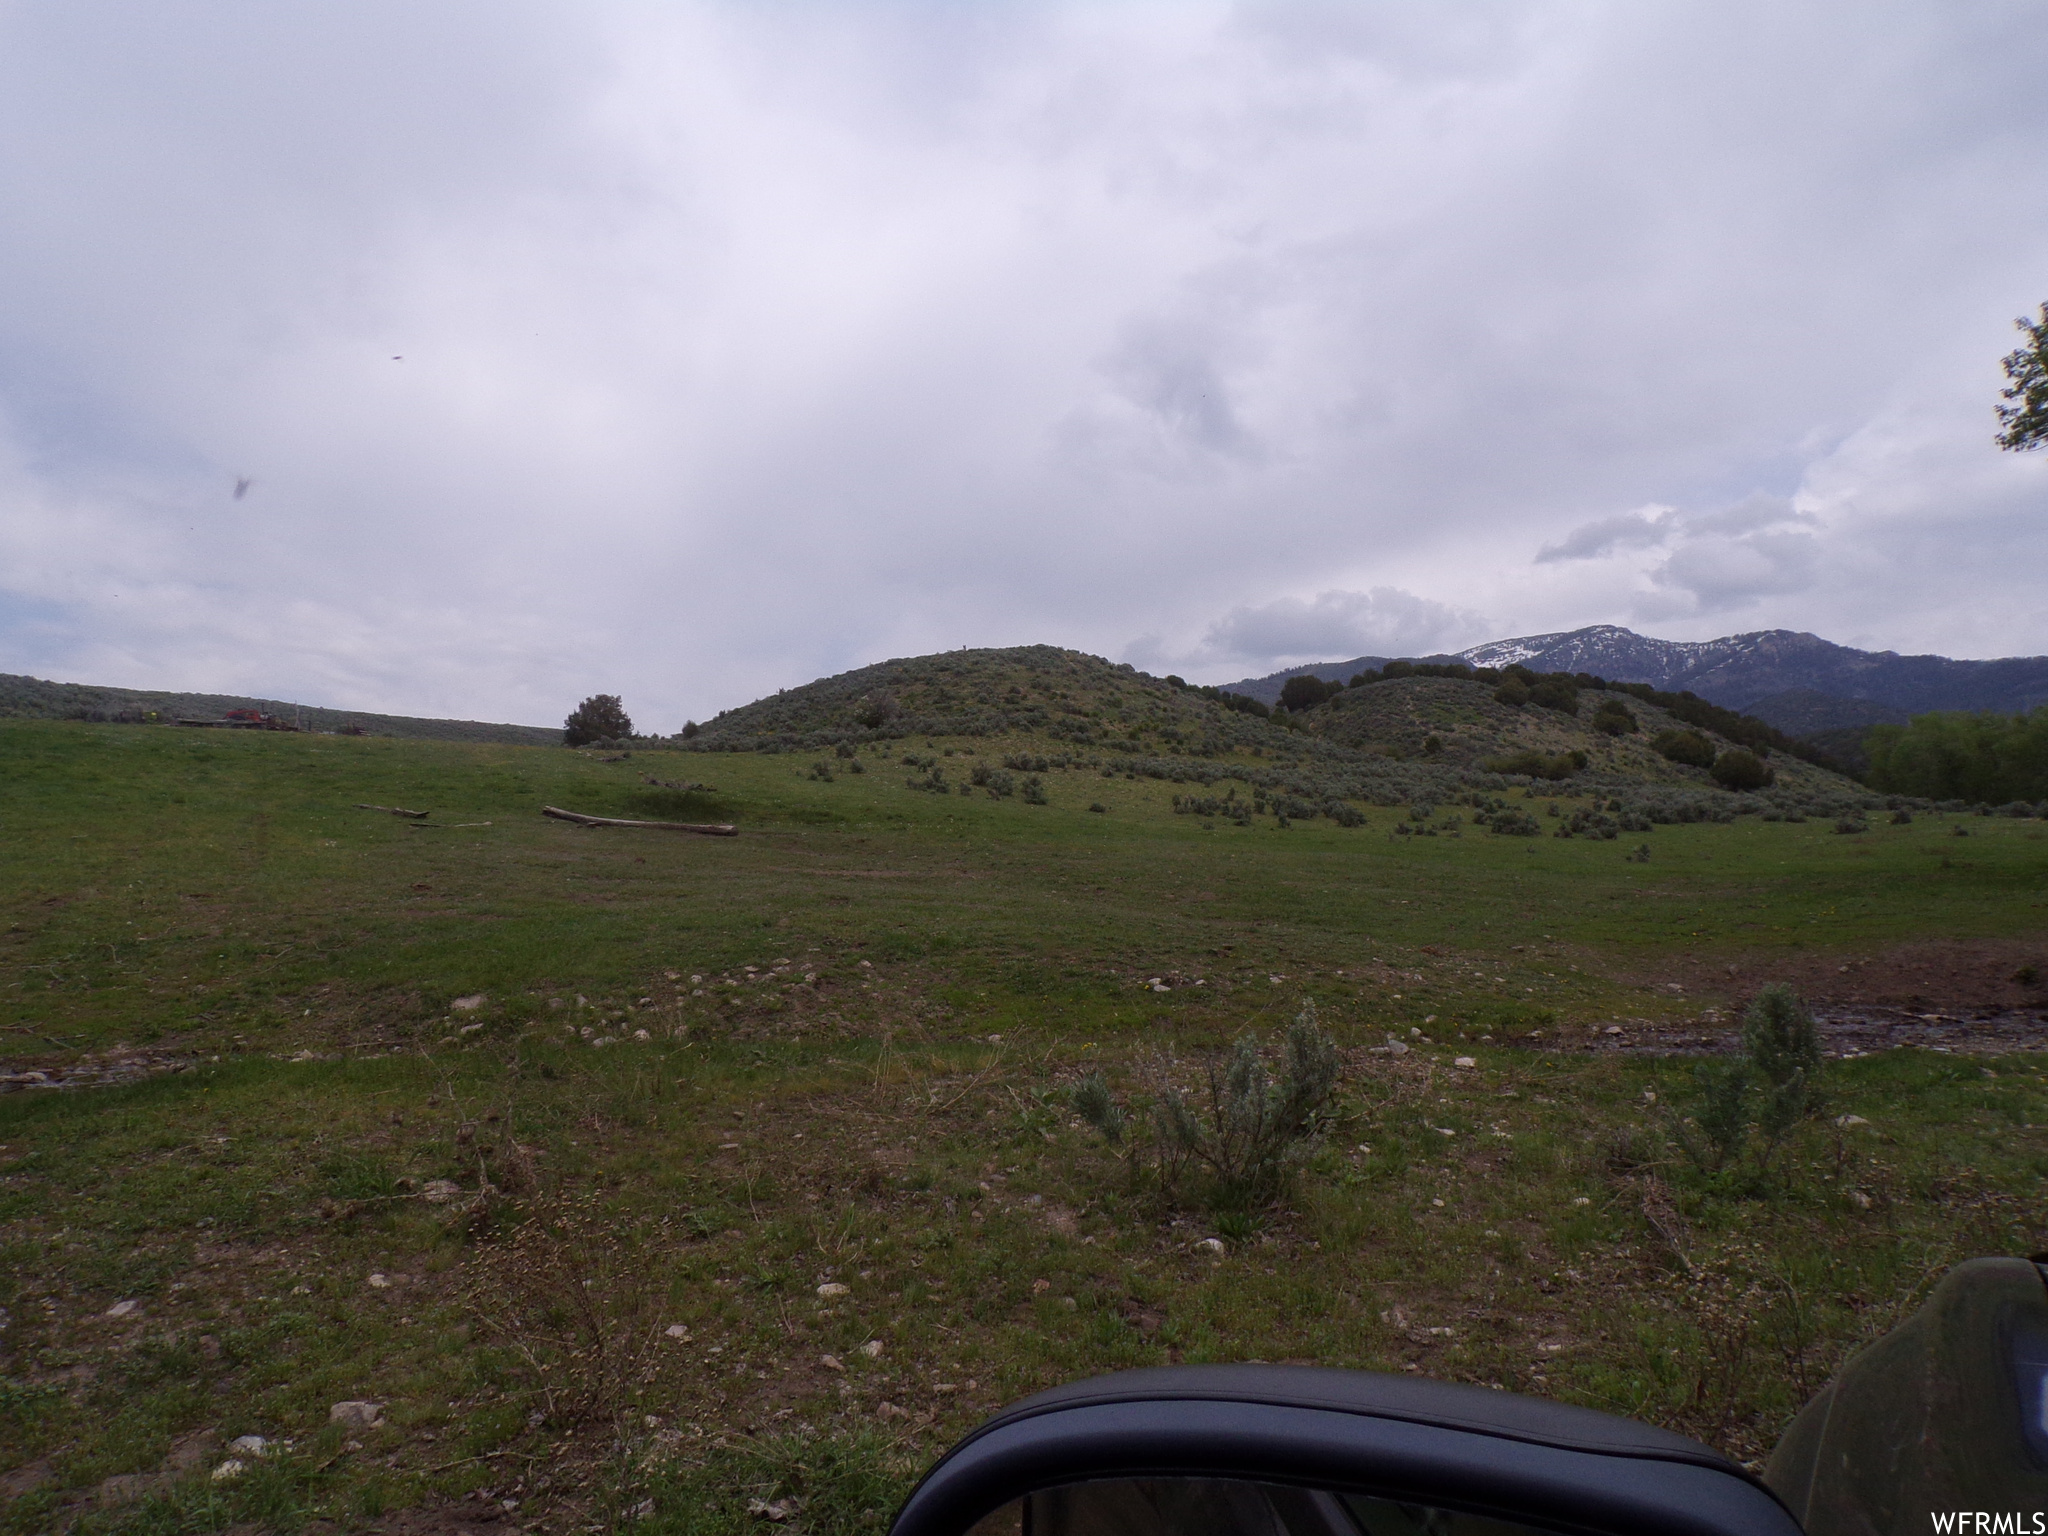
(542, 805, 736, 836)
(356, 803, 430, 819)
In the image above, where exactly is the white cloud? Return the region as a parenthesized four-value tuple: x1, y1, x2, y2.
(0, 1, 2045, 724)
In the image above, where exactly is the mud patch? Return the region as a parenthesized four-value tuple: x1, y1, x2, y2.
(1574, 1004, 2048, 1058)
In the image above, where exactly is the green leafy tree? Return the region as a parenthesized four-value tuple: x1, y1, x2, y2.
(563, 694, 633, 746)
(1997, 303, 2048, 451)
(1867, 708, 2048, 803)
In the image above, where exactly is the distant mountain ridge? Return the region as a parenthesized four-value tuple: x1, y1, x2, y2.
(0, 672, 560, 746)
(1215, 625, 2048, 727)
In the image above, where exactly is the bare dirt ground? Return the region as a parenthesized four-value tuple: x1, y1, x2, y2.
(1594, 937, 2048, 1056)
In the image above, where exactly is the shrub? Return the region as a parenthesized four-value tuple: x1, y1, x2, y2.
(1653, 729, 1717, 768)
(1528, 678, 1579, 715)
(1710, 749, 1775, 791)
(1493, 679, 1531, 707)
(1021, 774, 1048, 805)
(1672, 984, 1823, 1179)
(563, 694, 633, 747)
(1483, 808, 1544, 836)
(1592, 699, 1638, 735)
(1279, 675, 1338, 712)
(1481, 749, 1579, 780)
(857, 689, 901, 729)
(1075, 1004, 1341, 1210)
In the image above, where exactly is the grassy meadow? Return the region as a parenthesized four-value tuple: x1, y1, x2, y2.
(4, 717, 2048, 1533)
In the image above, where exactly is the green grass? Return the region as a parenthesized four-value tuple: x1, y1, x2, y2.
(3, 719, 2047, 1532)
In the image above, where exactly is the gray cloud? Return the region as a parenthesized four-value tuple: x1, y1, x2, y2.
(1535, 507, 1676, 563)
(0, 2, 2045, 727)
(1193, 588, 1487, 669)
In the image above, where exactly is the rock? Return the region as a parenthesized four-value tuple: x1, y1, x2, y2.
(1194, 1237, 1226, 1255)
(451, 995, 486, 1012)
(860, 1339, 884, 1358)
(665, 1324, 691, 1339)
(367, 1273, 391, 1289)
(815, 1282, 849, 1298)
(1835, 1114, 1870, 1127)
(228, 1435, 268, 1456)
(1384, 1040, 1410, 1056)
(419, 1180, 463, 1204)
(876, 1401, 908, 1421)
(329, 1401, 384, 1429)
(1570, 1196, 1591, 1207)
(104, 1299, 141, 1319)
(1603, 1025, 1623, 1035)
(747, 1496, 798, 1521)
(634, 1028, 651, 1041)
(211, 1459, 246, 1482)
(1453, 1056, 1477, 1069)
(819, 1354, 844, 1372)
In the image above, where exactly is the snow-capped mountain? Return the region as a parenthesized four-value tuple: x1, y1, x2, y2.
(1216, 626, 2048, 725)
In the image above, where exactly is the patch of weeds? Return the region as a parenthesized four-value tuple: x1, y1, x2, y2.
(623, 1428, 913, 1535)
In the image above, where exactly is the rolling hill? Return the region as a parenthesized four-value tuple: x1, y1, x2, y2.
(0, 671, 561, 746)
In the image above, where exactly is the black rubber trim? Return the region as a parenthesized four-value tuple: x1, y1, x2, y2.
(952, 1366, 1754, 1476)
(890, 1395, 1802, 1536)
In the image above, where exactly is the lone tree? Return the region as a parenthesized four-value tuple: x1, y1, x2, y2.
(563, 694, 633, 746)
(1997, 303, 2048, 451)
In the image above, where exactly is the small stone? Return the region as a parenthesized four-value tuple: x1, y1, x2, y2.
(329, 1401, 383, 1429)
(1194, 1237, 1226, 1255)
(860, 1339, 884, 1358)
(367, 1273, 391, 1289)
(1435, 1127, 1456, 1137)
(747, 1496, 797, 1521)
(1453, 1056, 1477, 1069)
(1604, 1025, 1623, 1035)
(105, 1298, 141, 1319)
(819, 1354, 844, 1372)
(1571, 1196, 1591, 1207)
(1385, 1040, 1410, 1056)
(665, 1324, 691, 1339)
(211, 1459, 246, 1482)
(634, 1028, 651, 1041)
(1430, 1198, 1445, 1208)
(451, 995, 486, 1012)
(1835, 1114, 1870, 1127)
(1849, 1190, 1873, 1209)
(1032, 1278, 1051, 1293)
(816, 1282, 849, 1298)
(419, 1180, 462, 1204)
(228, 1435, 268, 1456)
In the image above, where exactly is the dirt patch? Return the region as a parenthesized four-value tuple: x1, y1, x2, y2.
(1563, 1004, 2048, 1058)
(1657, 936, 2048, 1014)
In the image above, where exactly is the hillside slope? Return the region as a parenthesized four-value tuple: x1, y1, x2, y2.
(0, 672, 561, 746)
(686, 645, 1876, 824)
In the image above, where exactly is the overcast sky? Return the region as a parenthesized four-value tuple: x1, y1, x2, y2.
(2, 2, 2044, 729)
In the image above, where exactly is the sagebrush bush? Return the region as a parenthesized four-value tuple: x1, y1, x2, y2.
(1074, 1004, 1341, 1211)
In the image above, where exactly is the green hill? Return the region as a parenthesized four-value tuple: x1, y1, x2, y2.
(685, 645, 1879, 827)
(0, 671, 561, 746)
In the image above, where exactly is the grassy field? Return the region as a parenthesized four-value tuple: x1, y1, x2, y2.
(4, 718, 2048, 1534)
